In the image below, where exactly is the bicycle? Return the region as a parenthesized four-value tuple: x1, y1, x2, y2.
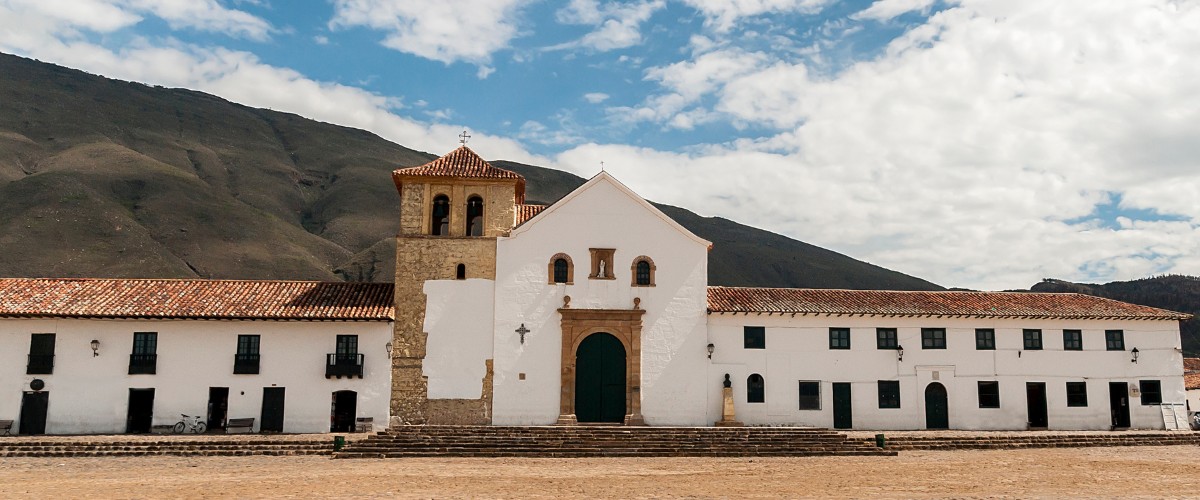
(173, 414, 207, 434)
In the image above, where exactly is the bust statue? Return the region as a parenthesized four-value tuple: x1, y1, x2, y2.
(723, 374, 732, 388)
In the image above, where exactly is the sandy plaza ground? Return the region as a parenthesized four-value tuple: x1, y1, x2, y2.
(2, 445, 1199, 499)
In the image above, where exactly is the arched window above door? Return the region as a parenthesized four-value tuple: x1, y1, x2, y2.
(548, 253, 574, 284)
(631, 256, 655, 286)
(466, 195, 484, 236)
(430, 194, 450, 236)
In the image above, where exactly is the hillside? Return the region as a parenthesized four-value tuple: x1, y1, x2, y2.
(0, 52, 939, 291)
(1031, 276, 1200, 355)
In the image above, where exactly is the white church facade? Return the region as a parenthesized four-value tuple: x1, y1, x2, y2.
(0, 146, 1191, 434)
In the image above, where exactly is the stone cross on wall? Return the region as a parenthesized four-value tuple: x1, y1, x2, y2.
(516, 323, 530, 344)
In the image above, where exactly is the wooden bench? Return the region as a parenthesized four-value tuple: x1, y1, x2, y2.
(226, 418, 255, 434)
(354, 417, 374, 433)
(0, 420, 12, 436)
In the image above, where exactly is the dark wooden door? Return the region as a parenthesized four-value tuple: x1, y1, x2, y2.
(207, 387, 229, 431)
(260, 387, 285, 432)
(925, 383, 949, 429)
(1109, 382, 1130, 428)
(126, 389, 155, 433)
(832, 383, 852, 429)
(19, 391, 48, 435)
(331, 390, 357, 432)
(1026, 382, 1048, 428)
(574, 333, 626, 423)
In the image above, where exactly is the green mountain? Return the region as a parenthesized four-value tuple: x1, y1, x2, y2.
(1030, 276, 1200, 355)
(0, 52, 939, 291)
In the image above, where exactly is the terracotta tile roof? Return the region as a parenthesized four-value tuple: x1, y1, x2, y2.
(515, 204, 546, 226)
(1186, 358, 1200, 372)
(0, 278, 394, 321)
(707, 286, 1193, 320)
(393, 146, 526, 203)
(1186, 373, 1200, 391)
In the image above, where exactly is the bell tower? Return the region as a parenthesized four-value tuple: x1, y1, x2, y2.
(389, 143, 525, 425)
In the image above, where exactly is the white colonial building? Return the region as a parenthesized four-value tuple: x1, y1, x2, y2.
(1, 145, 1192, 434)
(0, 279, 392, 434)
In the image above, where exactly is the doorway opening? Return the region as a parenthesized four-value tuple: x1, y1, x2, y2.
(1026, 382, 1048, 428)
(832, 382, 853, 429)
(126, 388, 155, 433)
(330, 390, 357, 432)
(925, 382, 949, 429)
(1109, 382, 1130, 429)
(207, 387, 229, 431)
(574, 332, 627, 423)
(19, 391, 49, 435)
(261, 387, 286, 432)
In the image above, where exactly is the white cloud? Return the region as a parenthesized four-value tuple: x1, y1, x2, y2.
(851, 0, 941, 22)
(313, 35, 329, 45)
(551, 0, 665, 51)
(681, 0, 833, 32)
(123, 0, 273, 40)
(328, 0, 530, 66)
(0, 0, 274, 40)
(583, 92, 610, 103)
(576, 0, 1200, 289)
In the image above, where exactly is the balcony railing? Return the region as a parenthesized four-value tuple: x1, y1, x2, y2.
(326, 353, 364, 379)
(233, 353, 261, 374)
(27, 354, 54, 375)
(128, 353, 158, 374)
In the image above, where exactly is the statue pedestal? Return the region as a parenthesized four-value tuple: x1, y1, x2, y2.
(715, 386, 743, 427)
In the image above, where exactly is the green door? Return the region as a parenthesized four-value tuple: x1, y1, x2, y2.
(925, 382, 949, 429)
(575, 333, 626, 423)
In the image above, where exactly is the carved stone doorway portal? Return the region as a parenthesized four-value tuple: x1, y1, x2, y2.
(556, 307, 645, 425)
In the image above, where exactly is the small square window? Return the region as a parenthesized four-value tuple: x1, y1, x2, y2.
(1106, 330, 1125, 351)
(978, 381, 1000, 409)
(1023, 329, 1043, 350)
(1066, 382, 1088, 407)
(829, 328, 850, 350)
(798, 381, 821, 410)
(975, 329, 995, 350)
(1063, 330, 1082, 351)
(744, 326, 765, 349)
(878, 380, 900, 409)
(876, 328, 897, 349)
(1139, 380, 1162, 405)
(921, 328, 946, 349)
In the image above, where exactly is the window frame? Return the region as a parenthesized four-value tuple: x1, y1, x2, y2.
(27, 333, 56, 375)
(829, 327, 851, 350)
(975, 328, 995, 350)
(548, 253, 574, 284)
(1139, 380, 1162, 405)
(335, 335, 359, 355)
(1066, 381, 1088, 407)
(630, 256, 656, 287)
(876, 328, 898, 350)
(744, 326, 766, 349)
(1062, 329, 1082, 351)
(877, 380, 901, 409)
(798, 381, 821, 410)
(977, 381, 1000, 409)
(1106, 330, 1125, 351)
(132, 331, 158, 355)
(1023, 329, 1043, 350)
(921, 328, 946, 349)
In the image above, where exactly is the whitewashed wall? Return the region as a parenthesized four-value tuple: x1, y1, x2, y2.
(423, 279, 495, 399)
(707, 314, 1185, 430)
(0, 318, 391, 434)
(492, 174, 711, 425)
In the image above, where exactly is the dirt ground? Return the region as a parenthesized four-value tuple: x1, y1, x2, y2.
(2, 446, 1199, 499)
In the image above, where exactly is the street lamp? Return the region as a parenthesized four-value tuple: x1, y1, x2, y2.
(707, 343, 715, 359)
(896, 344, 904, 362)
(1131, 347, 1139, 363)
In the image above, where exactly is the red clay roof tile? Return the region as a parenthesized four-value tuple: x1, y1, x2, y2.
(515, 204, 546, 226)
(707, 286, 1192, 320)
(392, 146, 526, 203)
(0, 278, 394, 321)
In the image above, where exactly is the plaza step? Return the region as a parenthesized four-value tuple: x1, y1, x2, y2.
(857, 432, 1200, 451)
(335, 425, 896, 458)
(0, 437, 335, 457)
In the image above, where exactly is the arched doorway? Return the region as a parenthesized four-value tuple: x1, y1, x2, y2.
(574, 333, 626, 423)
(925, 383, 949, 429)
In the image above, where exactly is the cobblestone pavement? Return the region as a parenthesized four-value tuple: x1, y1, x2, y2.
(1, 445, 1198, 498)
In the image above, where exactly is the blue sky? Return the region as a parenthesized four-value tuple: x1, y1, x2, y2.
(1, 0, 1198, 290)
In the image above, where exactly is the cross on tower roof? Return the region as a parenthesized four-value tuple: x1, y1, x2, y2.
(458, 130, 471, 145)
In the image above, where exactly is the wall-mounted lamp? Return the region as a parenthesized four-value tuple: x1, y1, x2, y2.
(90, 339, 100, 357)
(896, 344, 904, 362)
(385, 341, 393, 357)
(1131, 347, 1139, 363)
(707, 343, 715, 359)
